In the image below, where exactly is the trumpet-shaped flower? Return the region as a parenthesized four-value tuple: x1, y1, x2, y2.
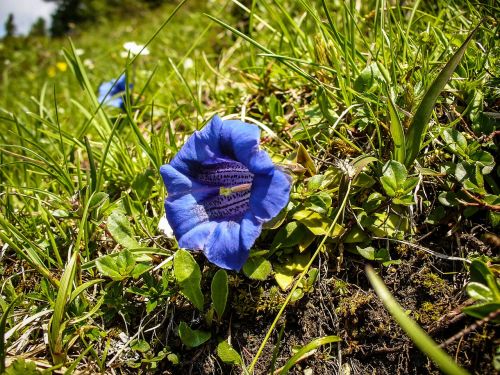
(160, 115, 291, 271)
(97, 75, 131, 109)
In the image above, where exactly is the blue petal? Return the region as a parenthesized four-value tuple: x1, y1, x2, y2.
(204, 221, 248, 271)
(220, 120, 259, 165)
(196, 114, 223, 155)
(178, 221, 217, 251)
(240, 212, 263, 250)
(249, 169, 291, 221)
(98, 79, 125, 108)
(246, 149, 275, 174)
(170, 131, 219, 175)
(115, 74, 127, 92)
(165, 194, 207, 241)
(159, 164, 193, 197)
(97, 81, 114, 104)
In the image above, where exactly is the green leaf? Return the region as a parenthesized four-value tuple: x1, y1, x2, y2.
(107, 210, 140, 249)
(296, 143, 317, 175)
(344, 227, 369, 243)
(466, 282, 493, 301)
(274, 252, 311, 291)
(96, 249, 136, 281)
(131, 339, 151, 353)
(387, 93, 406, 164)
(307, 174, 326, 191)
(274, 265, 295, 291)
(271, 221, 309, 249)
(307, 192, 332, 214)
(402, 177, 419, 194)
(211, 269, 228, 320)
(405, 22, 482, 166)
(353, 172, 376, 188)
(131, 263, 151, 279)
(292, 210, 344, 237)
(4, 358, 41, 375)
(470, 150, 495, 174)
(362, 192, 385, 212)
(243, 257, 272, 281)
(355, 245, 376, 260)
(354, 63, 385, 92)
(469, 259, 500, 300)
(441, 128, 469, 157)
(269, 94, 284, 125)
(88, 192, 109, 211)
(380, 160, 408, 197)
(217, 340, 242, 365)
(174, 250, 204, 311)
(362, 212, 409, 239)
(132, 169, 156, 201)
(462, 302, 500, 321)
(351, 155, 378, 177)
(438, 191, 460, 207)
(393, 194, 416, 206)
(178, 321, 211, 348)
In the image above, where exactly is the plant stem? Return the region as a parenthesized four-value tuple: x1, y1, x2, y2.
(248, 179, 353, 372)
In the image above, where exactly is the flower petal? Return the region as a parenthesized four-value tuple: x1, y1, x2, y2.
(220, 120, 259, 165)
(204, 221, 248, 271)
(250, 169, 291, 221)
(169, 116, 224, 176)
(159, 164, 193, 197)
(178, 221, 217, 250)
(240, 212, 263, 250)
(246, 149, 275, 174)
(165, 194, 207, 241)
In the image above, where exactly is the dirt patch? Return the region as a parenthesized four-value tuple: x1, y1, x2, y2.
(162, 239, 496, 374)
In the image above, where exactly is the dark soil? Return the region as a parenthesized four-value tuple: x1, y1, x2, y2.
(164, 233, 497, 375)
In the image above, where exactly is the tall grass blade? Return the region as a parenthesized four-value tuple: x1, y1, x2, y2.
(0, 296, 21, 373)
(387, 94, 406, 163)
(404, 22, 482, 167)
(49, 251, 79, 364)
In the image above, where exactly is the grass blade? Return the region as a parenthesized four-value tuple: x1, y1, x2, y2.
(278, 335, 341, 374)
(387, 93, 406, 163)
(49, 251, 79, 364)
(0, 296, 21, 373)
(404, 22, 482, 167)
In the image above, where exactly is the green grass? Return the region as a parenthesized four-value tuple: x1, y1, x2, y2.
(0, 0, 499, 373)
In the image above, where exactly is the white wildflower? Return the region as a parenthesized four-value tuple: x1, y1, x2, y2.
(122, 41, 150, 57)
(183, 58, 194, 70)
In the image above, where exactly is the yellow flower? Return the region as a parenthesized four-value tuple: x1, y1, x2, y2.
(48, 66, 56, 77)
(56, 62, 67, 72)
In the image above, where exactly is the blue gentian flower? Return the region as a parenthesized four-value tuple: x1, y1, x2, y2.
(97, 74, 130, 108)
(160, 115, 291, 271)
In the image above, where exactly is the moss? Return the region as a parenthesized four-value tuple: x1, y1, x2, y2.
(336, 291, 373, 318)
(414, 301, 446, 325)
(231, 286, 285, 318)
(412, 268, 451, 297)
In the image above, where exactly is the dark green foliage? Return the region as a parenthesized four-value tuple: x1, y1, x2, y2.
(29, 18, 47, 37)
(4, 14, 16, 38)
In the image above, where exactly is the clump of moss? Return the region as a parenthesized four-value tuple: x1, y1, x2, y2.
(411, 268, 451, 297)
(414, 301, 448, 325)
(231, 286, 285, 318)
(336, 291, 373, 318)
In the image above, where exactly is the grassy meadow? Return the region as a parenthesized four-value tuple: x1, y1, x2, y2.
(0, 0, 499, 373)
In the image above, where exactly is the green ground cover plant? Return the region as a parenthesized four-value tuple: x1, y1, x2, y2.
(0, 0, 499, 373)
